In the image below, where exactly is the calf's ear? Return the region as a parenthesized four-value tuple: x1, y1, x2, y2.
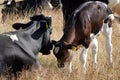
(52, 40, 57, 45)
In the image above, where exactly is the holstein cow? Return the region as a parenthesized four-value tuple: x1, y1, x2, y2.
(0, 14, 53, 75)
(52, 1, 114, 73)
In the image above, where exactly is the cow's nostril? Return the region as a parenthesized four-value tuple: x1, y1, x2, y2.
(58, 64, 64, 68)
(61, 64, 64, 67)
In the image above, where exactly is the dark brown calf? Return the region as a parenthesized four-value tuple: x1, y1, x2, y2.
(53, 1, 114, 73)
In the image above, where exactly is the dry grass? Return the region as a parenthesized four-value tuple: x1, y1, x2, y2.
(0, 3, 120, 80)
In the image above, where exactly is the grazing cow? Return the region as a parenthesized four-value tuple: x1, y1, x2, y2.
(52, 1, 114, 73)
(0, 14, 53, 75)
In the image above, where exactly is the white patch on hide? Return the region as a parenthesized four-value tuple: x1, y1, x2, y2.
(7, 1, 11, 5)
(54, 47, 60, 54)
(108, 14, 115, 20)
(4, 34, 19, 42)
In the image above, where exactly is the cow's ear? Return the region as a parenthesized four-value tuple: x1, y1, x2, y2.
(12, 23, 24, 30)
(66, 45, 77, 51)
(52, 40, 57, 45)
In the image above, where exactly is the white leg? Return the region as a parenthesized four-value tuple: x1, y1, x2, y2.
(102, 23, 113, 64)
(65, 50, 74, 74)
(80, 47, 88, 71)
(90, 37, 98, 65)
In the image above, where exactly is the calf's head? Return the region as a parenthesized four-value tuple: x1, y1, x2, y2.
(52, 41, 77, 68)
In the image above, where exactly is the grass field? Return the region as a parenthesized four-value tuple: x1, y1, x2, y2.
(0, 1, 120, 80)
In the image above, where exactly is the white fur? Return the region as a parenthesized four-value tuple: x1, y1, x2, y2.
(7, 1, 11, 5)
(47, 1, 53, 9)
(101, 23, 113, 64)
(54, 47, 60, 54)
(10, 34, 19, 42)
(108, 14, 115, 21)
(80, 47, 88, 70)
(90, 35, 98, 64)
(65, 50, 74, 74)
(4, 34, 19, 42)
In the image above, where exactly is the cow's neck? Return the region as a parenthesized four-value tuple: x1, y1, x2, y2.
(17, 21, 43, 55)
(61, 25, 77, 46)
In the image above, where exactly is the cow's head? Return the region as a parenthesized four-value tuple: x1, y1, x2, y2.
(30, 14, 53, 55)
(52, 40, 76, 68)
(30, 15, 52, 55)
(39, 16, 53, 55)
(13, 14, 53, 55)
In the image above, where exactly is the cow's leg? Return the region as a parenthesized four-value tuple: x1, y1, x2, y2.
(102, 23, 113, 65)
(90, 35, 98, 65)
(65, 50, 74, 74)
(80, 47, 88, 71)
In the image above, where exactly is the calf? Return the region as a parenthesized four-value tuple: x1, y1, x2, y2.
(0, 14, 52, 75)
(52, 1, 114, 73)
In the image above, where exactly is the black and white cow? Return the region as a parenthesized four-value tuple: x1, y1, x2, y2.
(0, 14, 53, 75)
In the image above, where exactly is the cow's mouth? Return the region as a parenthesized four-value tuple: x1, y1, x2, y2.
(57, 63, 64, 68)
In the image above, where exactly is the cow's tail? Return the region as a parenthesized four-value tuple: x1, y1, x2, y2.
(114, 15, 120, 23)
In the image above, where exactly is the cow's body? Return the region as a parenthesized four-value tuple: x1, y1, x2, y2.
(0, 14, 52, 75)
(61, 0, 109, 30)
(53, 1, 114, 73)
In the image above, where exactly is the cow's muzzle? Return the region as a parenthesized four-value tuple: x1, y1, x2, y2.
(57, 63, 64, 68)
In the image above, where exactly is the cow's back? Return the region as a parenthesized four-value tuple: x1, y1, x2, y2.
(74, 1, 112, 34)
(0, 34, 37, 74)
